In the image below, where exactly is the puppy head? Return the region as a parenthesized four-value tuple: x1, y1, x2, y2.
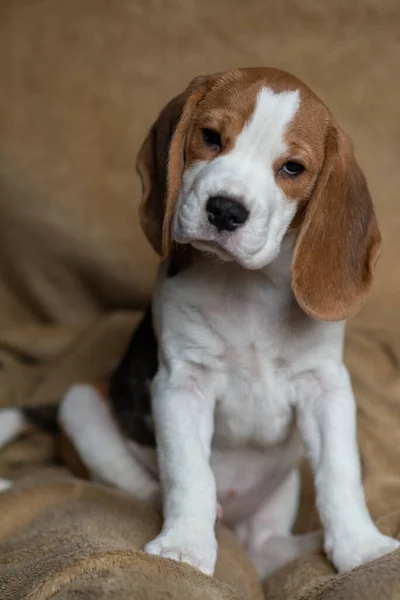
(137, 67, 381, 321)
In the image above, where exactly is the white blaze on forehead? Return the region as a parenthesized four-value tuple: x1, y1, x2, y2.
(232, 88, 300, 166)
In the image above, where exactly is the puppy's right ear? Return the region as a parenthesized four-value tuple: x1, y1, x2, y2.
(136, 76, 212, 256)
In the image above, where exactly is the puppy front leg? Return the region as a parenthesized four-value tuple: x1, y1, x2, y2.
(145, 365, 218, 576)
(297, 364, 399, 573)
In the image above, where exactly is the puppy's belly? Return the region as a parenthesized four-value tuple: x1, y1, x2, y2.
(212, 430, 303, 523)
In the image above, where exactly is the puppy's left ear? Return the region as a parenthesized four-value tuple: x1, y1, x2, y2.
(292, 126, 381, 321)
(136, 76, 212, 256)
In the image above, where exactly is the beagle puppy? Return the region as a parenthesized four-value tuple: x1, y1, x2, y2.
(1, 67, 398, 578)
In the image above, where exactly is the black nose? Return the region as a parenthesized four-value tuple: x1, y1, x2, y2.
(206, 196, 249, 232)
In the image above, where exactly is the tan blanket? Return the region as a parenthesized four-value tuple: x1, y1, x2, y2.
(0, 468, 263, 600)
(1, 0, 400, 598)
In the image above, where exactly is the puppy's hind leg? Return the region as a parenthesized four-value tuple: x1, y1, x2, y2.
(59, 384, 160, 502)
(236, 469, 322, 579)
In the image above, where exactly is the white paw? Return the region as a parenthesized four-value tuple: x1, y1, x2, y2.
(328, 532, 400, 572)
(145, 529, 217, 576)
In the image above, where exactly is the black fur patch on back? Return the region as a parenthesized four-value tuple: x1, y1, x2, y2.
(108, 305, 158, 447)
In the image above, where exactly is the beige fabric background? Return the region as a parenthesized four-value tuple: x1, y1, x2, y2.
(0, 0, 400, 598)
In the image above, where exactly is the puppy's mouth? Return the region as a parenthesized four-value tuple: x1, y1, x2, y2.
(189, 237, 272, 271)
(190, 239, 234, 262)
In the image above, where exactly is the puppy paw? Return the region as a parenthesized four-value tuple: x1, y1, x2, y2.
(328, 532, 400, 572)
(145, 529, 217, 576)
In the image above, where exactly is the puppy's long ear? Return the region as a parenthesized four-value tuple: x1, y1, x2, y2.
(137, 76, 211, 256)
(292, 126, 381, 322)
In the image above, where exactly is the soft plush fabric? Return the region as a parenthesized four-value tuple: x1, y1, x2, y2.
(0, 468, 263, 600)
(0, 0, 399, 598)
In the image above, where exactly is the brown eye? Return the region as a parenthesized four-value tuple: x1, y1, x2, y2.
(202, 128, 222, 150)
(281, 161, 305, 176)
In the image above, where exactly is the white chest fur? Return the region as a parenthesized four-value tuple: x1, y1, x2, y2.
(154, 242, 344, 451)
